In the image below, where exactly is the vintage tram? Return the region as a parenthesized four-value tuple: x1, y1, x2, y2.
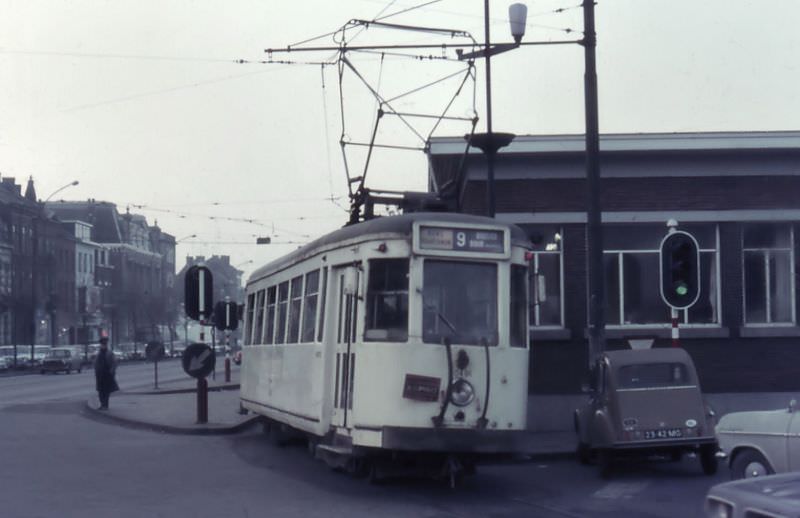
(240, 212, 532, 482)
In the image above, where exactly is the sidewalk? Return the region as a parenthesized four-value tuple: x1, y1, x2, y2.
(85, 370, 259, 435)
(85, 372, 577, 458)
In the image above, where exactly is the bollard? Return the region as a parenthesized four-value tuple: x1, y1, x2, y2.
(197, 377, 208, 424)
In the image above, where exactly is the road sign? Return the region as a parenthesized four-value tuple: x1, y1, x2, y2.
(185, 265, 213, 321)
(181, 343, 216, 379)
(145, 341, 165, 362)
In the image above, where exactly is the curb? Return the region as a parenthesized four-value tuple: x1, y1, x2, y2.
(123, 383, 240, 396)
(83, 399, 260, 436)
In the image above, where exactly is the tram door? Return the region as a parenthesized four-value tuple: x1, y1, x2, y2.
(331, 265, 359, 430)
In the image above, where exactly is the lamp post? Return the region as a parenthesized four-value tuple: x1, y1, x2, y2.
(30, 179, 79, 362)
(582, 1, 605, 364)
(458, 3, 528, 218)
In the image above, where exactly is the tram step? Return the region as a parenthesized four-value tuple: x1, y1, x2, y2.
(316, 444, 354, 456)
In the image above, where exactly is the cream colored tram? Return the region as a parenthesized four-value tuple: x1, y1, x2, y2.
(240, 212, 531, 479)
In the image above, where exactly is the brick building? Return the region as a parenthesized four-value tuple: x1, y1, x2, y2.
(0, 177, 78, 348)
(46, 201, 175, 346)
(428, 131, 800, 394)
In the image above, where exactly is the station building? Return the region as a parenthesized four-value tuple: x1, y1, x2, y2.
(427, 131, 800, 395)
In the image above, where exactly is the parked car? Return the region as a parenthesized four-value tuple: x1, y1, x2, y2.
(715, 399, 800, 479)
(705, 472, 800, 517)
(574, 348, 718, 477)
(41, 347, 83, 374)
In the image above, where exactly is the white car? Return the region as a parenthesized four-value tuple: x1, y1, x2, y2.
(705, 472, 800, 518)
(715, 399, 800, 479)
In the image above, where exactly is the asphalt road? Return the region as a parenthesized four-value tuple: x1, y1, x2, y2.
(0, 361, 727, 517)
(0, 359, 187, 408)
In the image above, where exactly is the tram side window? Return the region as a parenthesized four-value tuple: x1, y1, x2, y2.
(287, 276, 303, 343)
(365, 259, 409, 342)
(245, 292, 255, 345)
(423, 260, 497, 346)
(302, 270, 320, 342)
(510, 265, 528, 347)
(254, 290, 266, 345)
(264, 286, 276, 344)
(275, 281, 289, 344)
(317, 268, 328, 342)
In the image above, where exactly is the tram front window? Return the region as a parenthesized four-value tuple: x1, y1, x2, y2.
(423, 260, 498, 346)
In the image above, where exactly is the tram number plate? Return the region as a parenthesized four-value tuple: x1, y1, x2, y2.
(403, 374, 441, 402)
(644, 428, 683, 440)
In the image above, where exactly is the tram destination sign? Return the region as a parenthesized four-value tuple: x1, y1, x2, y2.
(414, 223, 509, 258)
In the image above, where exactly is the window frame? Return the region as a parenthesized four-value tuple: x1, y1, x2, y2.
(603, 224, 721, 329)
(741, 223, 796, 327)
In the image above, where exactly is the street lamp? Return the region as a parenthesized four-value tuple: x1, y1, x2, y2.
(176, 234, 197, 244)
(458, 3, 528, 218)
(31, 179, 80, 360)
(44, 180, 79, 203)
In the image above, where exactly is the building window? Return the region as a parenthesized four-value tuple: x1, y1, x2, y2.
(526, 226, 563, 327)
(604, 224, 719, 327)
(742, 223, 795, 325)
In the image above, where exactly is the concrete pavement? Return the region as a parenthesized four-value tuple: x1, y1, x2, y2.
(84, 369, 578, 458)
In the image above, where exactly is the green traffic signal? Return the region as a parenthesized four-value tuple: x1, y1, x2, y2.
(675, 283, 688, 296)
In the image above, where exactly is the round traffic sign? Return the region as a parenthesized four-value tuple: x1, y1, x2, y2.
(181, 343, 216, 379)
(145, 341, 165, 362)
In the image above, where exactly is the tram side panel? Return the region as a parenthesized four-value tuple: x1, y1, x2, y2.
(242, 344, 330, 436)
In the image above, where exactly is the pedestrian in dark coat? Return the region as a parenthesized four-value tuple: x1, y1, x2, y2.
(94, 337, 119, 410)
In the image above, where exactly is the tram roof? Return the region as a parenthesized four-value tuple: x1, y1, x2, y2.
(249, 212, 530, 283)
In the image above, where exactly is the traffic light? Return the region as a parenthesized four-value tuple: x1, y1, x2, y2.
(185, 265, 213, 321)
(213, 301, 239, 331)
(659, 231, 700, 309)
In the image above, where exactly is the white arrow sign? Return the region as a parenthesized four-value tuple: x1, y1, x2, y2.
(188, 349, 212, 371)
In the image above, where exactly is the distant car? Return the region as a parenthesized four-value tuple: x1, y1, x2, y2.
(574, 348, 718, 477)
(41, 347, 83, 374)
(705, 472, 800, 517)
(715, 399, 800, 479)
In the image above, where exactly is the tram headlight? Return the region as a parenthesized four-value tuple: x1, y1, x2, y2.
(450, 379, 475, 407)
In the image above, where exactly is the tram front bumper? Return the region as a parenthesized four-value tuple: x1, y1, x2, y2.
(379, 426, 532, 454)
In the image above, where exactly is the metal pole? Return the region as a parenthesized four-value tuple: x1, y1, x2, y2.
(197, 377, 208, 424)
(671, 308, 680, 347)
(583, 0, 605, 365)
(30, 210, 38, 365)
(224, 330, 231, 383)
(483, 0, 496, 218)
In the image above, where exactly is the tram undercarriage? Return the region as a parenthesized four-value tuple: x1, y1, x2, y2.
(259, 416, 526, 487)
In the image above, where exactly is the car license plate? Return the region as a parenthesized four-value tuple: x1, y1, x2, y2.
(644, 428, 683, 440)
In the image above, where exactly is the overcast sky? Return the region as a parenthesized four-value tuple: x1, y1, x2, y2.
(1, 0, 798, 281)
